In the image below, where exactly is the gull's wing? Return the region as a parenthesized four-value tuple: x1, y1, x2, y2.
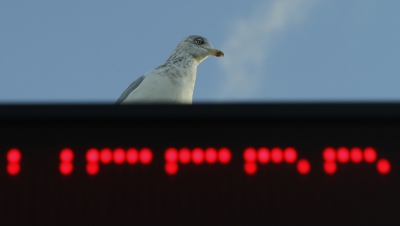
(115, 75, 146, 104)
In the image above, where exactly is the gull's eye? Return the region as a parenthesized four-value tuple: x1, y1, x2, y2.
(195, 38, 204, 45)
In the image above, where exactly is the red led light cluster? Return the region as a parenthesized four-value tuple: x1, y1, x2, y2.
(323, 147, 390, 174)
(59, 148, 74, 175)
(4, 146, 392, 176)
(7, 148, 21, 175)
(86, 148, 153, 175)
(243, 147, 310, 175)
(164, 147, 232, 175)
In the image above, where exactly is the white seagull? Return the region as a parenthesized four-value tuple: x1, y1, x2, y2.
(116, 35, 224, 104)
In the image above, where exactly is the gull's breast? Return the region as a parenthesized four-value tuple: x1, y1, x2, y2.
(121, 67, 196, 104)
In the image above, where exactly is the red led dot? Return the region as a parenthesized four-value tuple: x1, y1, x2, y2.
(86, 148, 99, 163)
(377, 159, 390, 174)
(350, 147, 363, 163)
(323, 147, 336, 162)
(113, 148, 125, 164)
(7, 163, 20, 175)
(139, 148, 152, 164)
(165, 148, 178, 162)
(86, 163, 99, 175)
(257, 148, 270, 164)
(205, 148, 217, 164)
(179, 148, 191, 164)
(165, 162, 178, 175)
(283, 147, 297, 163)
(192, 148, 204, 164)
(60, 148, 73, 162)
(59, 162, 73, 175)
(218, 148, 231, 164)
(244, 147, 257, 162)
(126, 148, 139, 164)
(99, 148, 112, 164)
(7, 148, 21, 163)
(364, 147, 377, 163)
(271, 148, 283, 163)
(244, 162, 257, 175)
(324, 161, 337, 174)
(297, 159, 310, 174)
(337, 147, 349, 163)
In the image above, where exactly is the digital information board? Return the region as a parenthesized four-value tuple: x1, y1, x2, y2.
(0, 104, 399, 225)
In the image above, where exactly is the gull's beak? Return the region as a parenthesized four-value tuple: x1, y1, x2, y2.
(207, 48, 224, 57)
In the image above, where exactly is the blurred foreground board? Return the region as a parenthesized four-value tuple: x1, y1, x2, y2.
(0, 103, 399, 225)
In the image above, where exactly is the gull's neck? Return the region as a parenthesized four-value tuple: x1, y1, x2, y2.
(156, 51, 199, 104)
(161, 51, 199, 81)
(165, 51, 199, 68)
(158, 51, 200, 81)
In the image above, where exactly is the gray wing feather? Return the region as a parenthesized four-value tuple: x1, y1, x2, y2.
(115, 75, 146, 104)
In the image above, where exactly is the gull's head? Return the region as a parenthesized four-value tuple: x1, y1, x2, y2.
(173, 35, 224, 63)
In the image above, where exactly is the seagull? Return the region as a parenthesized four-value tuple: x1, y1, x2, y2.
(116, 35, 224, 104)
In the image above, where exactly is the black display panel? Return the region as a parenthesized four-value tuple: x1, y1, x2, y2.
(0, 104, 399, 225)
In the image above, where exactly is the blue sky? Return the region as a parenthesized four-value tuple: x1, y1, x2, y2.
(1, 0, 399, 103)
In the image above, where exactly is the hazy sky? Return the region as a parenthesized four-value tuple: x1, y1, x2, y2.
(1, 0, 399, 103)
